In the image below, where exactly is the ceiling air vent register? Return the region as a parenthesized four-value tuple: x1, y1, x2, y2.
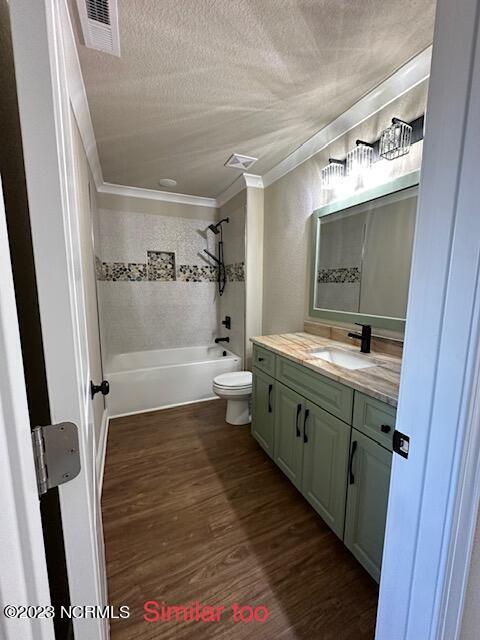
(224, 154, 258, 171)
(76, 0, 120, 56)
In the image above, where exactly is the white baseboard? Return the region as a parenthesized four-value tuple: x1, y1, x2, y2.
(96, 409, 110, 496)
(108, 395, 220, 420)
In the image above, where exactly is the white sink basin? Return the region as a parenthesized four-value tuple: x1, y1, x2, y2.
(310, 348, 375, 371)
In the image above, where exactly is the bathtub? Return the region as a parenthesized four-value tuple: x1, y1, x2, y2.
(105, 345, 242, 416)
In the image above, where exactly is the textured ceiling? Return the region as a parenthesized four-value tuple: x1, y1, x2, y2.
(71, 0, 436, 198)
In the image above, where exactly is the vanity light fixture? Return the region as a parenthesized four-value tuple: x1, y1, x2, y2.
(379, 118, 412, 161)
(321, 158, 346, 189)
(346, 140, 374, 177)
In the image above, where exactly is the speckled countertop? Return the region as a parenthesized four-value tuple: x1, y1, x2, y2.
(251, 332, 401, 407)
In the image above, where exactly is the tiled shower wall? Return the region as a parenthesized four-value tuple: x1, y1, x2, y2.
(96, 197, 245, 363)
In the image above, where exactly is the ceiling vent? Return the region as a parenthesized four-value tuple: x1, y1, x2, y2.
(75, 0, 120, 57)
(225, 153, 258, 171)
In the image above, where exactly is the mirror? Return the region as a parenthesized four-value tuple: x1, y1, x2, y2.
(310, 173, 419, 331)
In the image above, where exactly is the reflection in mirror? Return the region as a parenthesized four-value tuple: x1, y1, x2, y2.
(315, 186, 417, 321)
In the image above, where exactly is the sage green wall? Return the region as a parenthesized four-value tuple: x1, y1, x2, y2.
(262, 80, 428, 337)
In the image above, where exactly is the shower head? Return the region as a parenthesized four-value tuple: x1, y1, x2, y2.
(208, 223, 220, 235)
(207, 217, 229, 234)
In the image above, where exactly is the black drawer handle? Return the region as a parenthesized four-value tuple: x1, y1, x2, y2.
(258, 357, 265, 362)
(295, 404, 301, 437)
(349, 440, 358, 485)
(303, 409, 310, 443)
(381, 424, 392, 434)
(268, 384, 273, 413)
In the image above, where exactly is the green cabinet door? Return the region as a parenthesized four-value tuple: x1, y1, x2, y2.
(344, 429, 392, 582)
(251, 368, 275, 458)
(301, 401, 351, 539)
(274, 382, 304, 489)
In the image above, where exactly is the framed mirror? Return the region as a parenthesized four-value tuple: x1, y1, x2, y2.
(310, 171, 420, 332)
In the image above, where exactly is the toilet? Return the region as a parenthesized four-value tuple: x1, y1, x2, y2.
(212, 371, 252, 425)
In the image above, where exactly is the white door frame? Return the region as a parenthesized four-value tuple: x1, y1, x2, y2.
(9, 1, 107, 639)
(4, 0, 480, 639)
(0, 179, 54, 640)
(377, 0, 480, 638)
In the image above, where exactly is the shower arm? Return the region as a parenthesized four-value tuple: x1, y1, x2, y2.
(203, 249, 221, 265)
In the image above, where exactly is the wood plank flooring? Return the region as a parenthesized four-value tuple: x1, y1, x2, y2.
(102, 399, 378, 639)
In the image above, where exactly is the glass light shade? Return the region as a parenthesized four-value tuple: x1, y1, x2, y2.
(346, 143, 374, 177)
(379, 120, 412, 160)
(321, 161, 345, 189)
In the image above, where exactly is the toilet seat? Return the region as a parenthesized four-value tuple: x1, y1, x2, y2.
(213, 371, 252, 390)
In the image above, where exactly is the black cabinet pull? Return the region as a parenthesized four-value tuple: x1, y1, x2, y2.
(295, 404, 302, 437)
(258, 357, 265, 362)
(268, 384, 273, 413)
(303, 409, 310, 443)
(381, 424, 391, 433)
(90, 380, 110, 399)
(349, 441, 358, 485)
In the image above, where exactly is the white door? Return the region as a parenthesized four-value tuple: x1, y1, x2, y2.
(0, 179, 54, 640)
(9, 2, 108, 639)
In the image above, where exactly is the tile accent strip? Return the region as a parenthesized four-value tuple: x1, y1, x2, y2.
(98, 254, 245, 284)
(103, 262, 147, 281)
(147, 251, 176, 281)
(226, 262, 245, 282)
(317, 267, 360, 284)
(177, 264, 218, 282)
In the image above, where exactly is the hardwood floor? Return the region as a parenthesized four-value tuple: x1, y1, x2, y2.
(102, 399, 378, 639)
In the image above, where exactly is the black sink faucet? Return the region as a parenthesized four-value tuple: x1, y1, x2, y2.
(215, 337, 230, 344)
(347, 323, 372, 353)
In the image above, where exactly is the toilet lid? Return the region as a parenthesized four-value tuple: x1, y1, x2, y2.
(214, 371, 252, 388)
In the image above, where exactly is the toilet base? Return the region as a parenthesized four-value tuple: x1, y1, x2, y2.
(225, 398, 251, 425)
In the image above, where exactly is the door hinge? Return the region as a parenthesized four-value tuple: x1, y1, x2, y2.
(31, 422, 81, 496)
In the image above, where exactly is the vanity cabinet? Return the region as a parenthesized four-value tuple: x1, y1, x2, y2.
(251, 343, 396, 582)
(251, 368, 275, 458)
(344, 429, 392, 582)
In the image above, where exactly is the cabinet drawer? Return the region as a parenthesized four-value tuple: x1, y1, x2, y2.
(275, 356, 353, 424)
(352, 392, 396, 451)
(252, 344, 276, 376)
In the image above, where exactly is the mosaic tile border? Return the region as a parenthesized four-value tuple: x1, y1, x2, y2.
(177, 264, 218, 282)
(102, 262, 147, 282)
(317, 267, 360, 284)
(98, 252, 245, 284)
(226, 262, 245, 282)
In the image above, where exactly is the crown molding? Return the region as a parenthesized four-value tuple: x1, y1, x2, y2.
(216, 176, 244, 208)
(60, 0, 103, 190)
(216, 173, 263, 208)
(243, 173, 264, 189)
(98, 182, 218, 208)
(262, 46, 432, 189)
